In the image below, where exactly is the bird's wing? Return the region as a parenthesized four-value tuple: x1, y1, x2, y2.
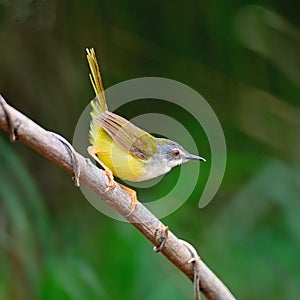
(95, 111, 156, 160)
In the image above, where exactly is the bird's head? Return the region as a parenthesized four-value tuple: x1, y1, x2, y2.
(155, 138, 206, 169)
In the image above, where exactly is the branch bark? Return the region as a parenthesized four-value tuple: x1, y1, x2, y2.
(0, 95, 235, 300)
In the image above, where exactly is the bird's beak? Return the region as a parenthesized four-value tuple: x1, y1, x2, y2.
(185, 153, 206, 162)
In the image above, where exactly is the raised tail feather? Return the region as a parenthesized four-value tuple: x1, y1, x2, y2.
(86, 48, 108, 144)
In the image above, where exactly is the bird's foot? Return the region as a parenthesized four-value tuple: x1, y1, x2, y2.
(119, 184, 139, 216)
(103, 169, 117, 191)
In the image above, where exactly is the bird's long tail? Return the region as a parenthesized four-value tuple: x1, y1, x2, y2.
(86, 48, 108, 145)
(86, 48, 108, 113)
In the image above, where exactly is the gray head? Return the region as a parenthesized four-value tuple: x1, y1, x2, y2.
(139, 138, 205, 181)
(156, 138, 206, 169)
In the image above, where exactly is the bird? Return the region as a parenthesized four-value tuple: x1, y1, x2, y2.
(86, 48, 205, 212)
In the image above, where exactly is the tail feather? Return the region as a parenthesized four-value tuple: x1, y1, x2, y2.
(86, 48, 108, 111)
(86, 48, 108, 145)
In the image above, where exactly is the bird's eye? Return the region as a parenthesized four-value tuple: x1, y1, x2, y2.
(172, 149, 180, 157)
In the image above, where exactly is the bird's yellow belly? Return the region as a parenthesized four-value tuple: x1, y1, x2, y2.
(94, 129, 147, 182)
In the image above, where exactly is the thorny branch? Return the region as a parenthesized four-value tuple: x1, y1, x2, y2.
(0, 95, 235, 300)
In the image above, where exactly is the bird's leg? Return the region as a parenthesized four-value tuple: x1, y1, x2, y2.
(87, 146, 139, 214)
(87, 146, 116, 190)
(118, 183, 139, 215)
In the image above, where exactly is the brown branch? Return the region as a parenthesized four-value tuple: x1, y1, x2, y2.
(0, 95, 236, 300)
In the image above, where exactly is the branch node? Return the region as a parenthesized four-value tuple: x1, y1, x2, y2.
(0, 95, 19, 142)
(49, 132, 81, 186)
(153, 225, 169, 252)
(180, 240, 201, 300)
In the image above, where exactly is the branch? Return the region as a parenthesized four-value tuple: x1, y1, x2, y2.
(0, 95, 235, 300)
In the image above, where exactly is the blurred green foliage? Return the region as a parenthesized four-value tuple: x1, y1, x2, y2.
(0, 1, 300, 299)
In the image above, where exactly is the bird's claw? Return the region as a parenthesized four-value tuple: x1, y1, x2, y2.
(103, 169, 117, 191)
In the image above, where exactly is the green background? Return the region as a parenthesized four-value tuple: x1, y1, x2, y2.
(1, 1, 300, 299)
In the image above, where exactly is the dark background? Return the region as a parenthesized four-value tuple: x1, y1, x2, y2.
(1, 1, 300, 299)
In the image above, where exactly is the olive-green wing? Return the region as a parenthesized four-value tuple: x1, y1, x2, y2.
(96, 111, 156, 160)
